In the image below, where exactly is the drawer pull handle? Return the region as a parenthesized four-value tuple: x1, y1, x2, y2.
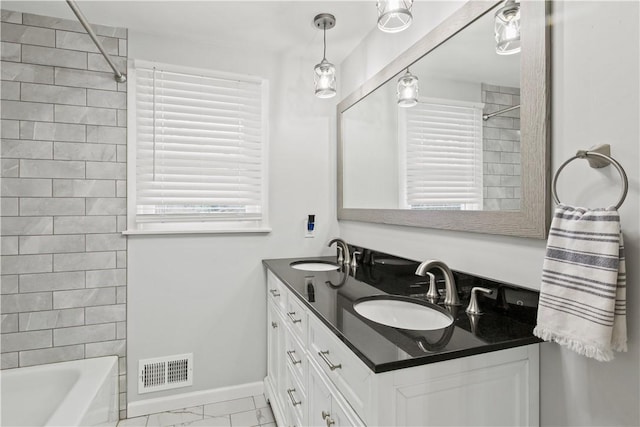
(271, 321, 278, 329)
(326, 417, 335, 427)
(287, 350, 302, 365)
(287, 312, 302, 324)
(318, 350, 342, 371)
(269, 289, 281, 297)
(287, 388, 302, 406)
(322, 411, 331, 420)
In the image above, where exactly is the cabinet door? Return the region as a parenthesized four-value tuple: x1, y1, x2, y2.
(267, 302, 289, 425)
(308, 363, 333, 427)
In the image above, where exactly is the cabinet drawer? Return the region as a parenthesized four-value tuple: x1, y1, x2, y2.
(267, 270, 287, 312)
(308, 315, 371, 422)
(284, 329, 308, 389)
(285, 293, 308, 344)
(283, 364, 306, 427)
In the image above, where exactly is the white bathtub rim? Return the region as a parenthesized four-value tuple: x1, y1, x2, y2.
(47, 356, 118, 427)
(127, 381, 263, 418)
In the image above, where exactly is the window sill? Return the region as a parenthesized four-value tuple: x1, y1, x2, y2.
(122, 227, 272, 236)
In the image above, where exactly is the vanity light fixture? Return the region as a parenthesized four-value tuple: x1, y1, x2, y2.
(313, 13, 337, 99)
(494, 0, 521, 55)
(397, 68, 418, 107)
(377, 0, 413, 33)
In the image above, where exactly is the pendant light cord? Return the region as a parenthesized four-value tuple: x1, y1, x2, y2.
(323, 24, 327, 60)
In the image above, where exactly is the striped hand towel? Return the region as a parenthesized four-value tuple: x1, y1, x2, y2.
(533, 204, 627, 361)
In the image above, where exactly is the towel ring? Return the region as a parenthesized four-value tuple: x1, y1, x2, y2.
(552, 148, 628, 209)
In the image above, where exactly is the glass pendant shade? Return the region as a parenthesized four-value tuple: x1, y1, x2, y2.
(495, 0, 521, 55)
(397, 69, 418, 107)
(314, 58, 336, 99)
(377, 0, 413, 33)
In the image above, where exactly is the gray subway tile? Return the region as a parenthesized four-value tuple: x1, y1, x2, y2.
(1, 198, 19, 216)
(86, 125, 126, 144)
(485, 91, 512, 106)
(1, 236, 19, 255)
(500, 152, 521, 164)
(56, 30, 118, 55)
(86, 233, 126, 252)
(20, 271, 85, 293)
(116, 251, 126, 268)
(87, 53, 126, 74)
(1, 275, 19, 294)
(116, 321, 126, 339)
(1, 254, 52, 274)
(19, 235, 85, 255)
(53, 323, 115, 346)
(1, 61, 54, 84)
(501, 175, 521, 187)
(19, 159, 85, 179)
(86, 269, 126, 288)
(483, 151, 501, 163)
(87, 89, 126, 109)
(53, 287, 115, 309)
(54, 105, 117, 126)
(500, 128, 520, 141)
(54, 141, 116, 161)
(19, 344, 84, 367)
(116, 286, 126, 304)
(22, 13, 126, 38)
(1, 100, 54, 121)
(1, 119, 20, 138)
(1, 41, 20, 61)
(54, 68, 117, 91)
(116, 146, 126, 163)
(1, 10, 22, 24)
(500, 198, 520, 210)
(85, 339, 125, 358)
(54, 216, 116, 234)
(86, 162, 125, 179)
(1, 139, 52, 159)
(21, 82, 86, 106)
(53, 251, 116, 271)
(116, 181, 126, 197)
(1, 292, 52, 314)
(2, 330, 52, 353)
(19, 198, 85, 216)
(21, 44, 87, 69)
(2, 313, 18, 333)
(1, 352, 18, 369)
(1, 158, 19, 177)
(116, 109, 126, 127)
(1, 22, 55, 47)
(118, 39, 127, 56)
(53, 179, 115, 197)
(19, 308, 85, 331)
(116, 215, 126, 233)
(20, 121, 85, 142)
(485, 116, 514, 130)
(1, 177, 52, 197)
(1, 81, 20, 100)
(86, 304, 126, 324)
(1, 217, 53, 236)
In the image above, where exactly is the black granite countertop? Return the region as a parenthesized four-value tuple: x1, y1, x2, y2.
(263, 249, 541, 373)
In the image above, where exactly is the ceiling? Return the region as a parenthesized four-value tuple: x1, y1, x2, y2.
(1, 1, 378, 61)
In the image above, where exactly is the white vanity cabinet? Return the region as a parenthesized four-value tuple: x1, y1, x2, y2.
(264, 270, 540, 427)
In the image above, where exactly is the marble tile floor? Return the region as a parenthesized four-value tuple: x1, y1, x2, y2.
(117, 395, 276, 427)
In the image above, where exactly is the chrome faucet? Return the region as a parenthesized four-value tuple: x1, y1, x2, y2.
(415, 260, 460, 306)
(328, 238, 351, 267)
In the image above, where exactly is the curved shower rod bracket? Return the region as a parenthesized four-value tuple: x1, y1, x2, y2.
(65, 0, 126, 83)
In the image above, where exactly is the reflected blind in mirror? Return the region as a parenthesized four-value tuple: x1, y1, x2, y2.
(402, 99, 483, 210)
(133, 61, 267, 229)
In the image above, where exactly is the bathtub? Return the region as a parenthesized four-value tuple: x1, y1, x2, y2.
(1, 356, 119, 427)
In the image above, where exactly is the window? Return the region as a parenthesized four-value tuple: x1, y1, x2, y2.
(399, 98, 483, 210)
(126, 60, 269, 234)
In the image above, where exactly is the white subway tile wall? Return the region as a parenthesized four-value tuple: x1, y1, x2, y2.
(0, 10, 128, 419)
(481, 83, 521, 211)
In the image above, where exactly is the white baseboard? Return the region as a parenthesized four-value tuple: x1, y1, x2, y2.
(127, 381, 264, 418)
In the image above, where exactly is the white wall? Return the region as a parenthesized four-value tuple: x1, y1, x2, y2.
(126, 31, 340, 404)
(339, 1, 640, 425)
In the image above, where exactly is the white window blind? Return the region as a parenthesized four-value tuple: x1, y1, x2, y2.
(402, 99, 483, 210)
(128, 60, 268, 233)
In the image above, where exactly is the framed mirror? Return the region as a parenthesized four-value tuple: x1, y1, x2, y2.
(337, 0, 551, 238)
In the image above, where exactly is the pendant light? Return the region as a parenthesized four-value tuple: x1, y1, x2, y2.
(397, 68, 418, 107)
(377, 0, 413, 33)
(313, 13, 337, 99)
(494, 0, 521, 55)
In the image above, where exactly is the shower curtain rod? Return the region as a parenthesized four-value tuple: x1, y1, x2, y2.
(65, 0, 126, 83)
(482, 104, 520, 121)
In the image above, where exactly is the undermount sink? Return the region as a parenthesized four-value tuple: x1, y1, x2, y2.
(290, 260, 340, 272)
(353, 296, 454, 331)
